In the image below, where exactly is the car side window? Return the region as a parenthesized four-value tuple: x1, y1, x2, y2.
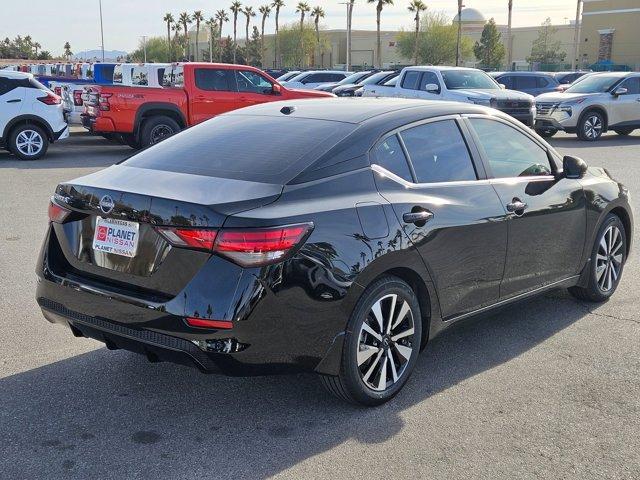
(498, 76, 513, 89)
(0, 78, 15, 95)
(536, 76, 550, 87)
(400, 120, 477, 183)
(195, 69, 236, 91)
(236, 70, 273, 94)
(469, 118, 553, 178)
(620, 77, 640, 94)
(401, 71, 422, 90)
(515, 76, 537, 89)
(419, 72, 441, 93)
(372, 135, 413, 182)
(301, 73, 321, 84)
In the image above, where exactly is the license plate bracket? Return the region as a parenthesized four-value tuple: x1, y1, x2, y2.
(92, 217, 140, 258)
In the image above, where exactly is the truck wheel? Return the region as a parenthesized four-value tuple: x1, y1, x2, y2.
(139, 116, 180, 148)
(9, 124, 49, 160)
(577, 110, 605, 141)
(121, 134, 142, 150)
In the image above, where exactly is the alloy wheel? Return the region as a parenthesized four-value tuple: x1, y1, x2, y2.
(583, 115, 603, 140)
(596, 225, 624, 292)
(357, 294, 415, 392)
(149, 125, 174, 144)
(15, 129, 44, 156)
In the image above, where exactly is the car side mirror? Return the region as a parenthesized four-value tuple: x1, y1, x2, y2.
(613, 87, 628, 96)
(499, 83, 506, 90)
(272, 84, 282, 95)
(424, 83, 439, 93)
(563, 155, 588, 179)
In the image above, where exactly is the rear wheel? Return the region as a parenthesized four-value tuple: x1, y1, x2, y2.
(569, 214, 626, 302)
(9, 124, 49, 160)
(535, 128, 557, 138)
(139, 116, 180, 148)
(613, 127, 635, 136)
(320, 276, 422, 406)
(577, 110, 605, 141)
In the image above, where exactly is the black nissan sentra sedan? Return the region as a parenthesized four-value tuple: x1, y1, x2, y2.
(37, 98, 632, 405)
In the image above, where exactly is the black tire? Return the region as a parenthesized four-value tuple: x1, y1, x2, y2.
(569, 214, 626, 303)
(320, 276, 422, 406)
(577, 110, 605, 141)
(139, 116, 180, 148)
(8, 124, 49, 160)
(121, 134, 142, 150)
(613, 127, 635, 136)
(535, 128, 557, 138)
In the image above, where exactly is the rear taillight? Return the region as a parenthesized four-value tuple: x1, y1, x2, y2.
(53, 86, 62, 96)
(73, 90, 83, 106)
(98, 92, 112, 111)
(185, 317, 233, 329)
(38, 92, 62, 105)
(48, 200, 71, 223)
(156, 223, 313, 267)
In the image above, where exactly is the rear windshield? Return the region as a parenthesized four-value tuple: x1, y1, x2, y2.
(121, 114, 357, 184)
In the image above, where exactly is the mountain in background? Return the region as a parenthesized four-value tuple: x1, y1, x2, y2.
(72, 49, 128, 61)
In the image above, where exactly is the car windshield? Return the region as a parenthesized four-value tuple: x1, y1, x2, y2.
(441, 70, 499, 90)
(384, 77, 398, 86)
(565, 75, 622, 93)
(361, 72, 394, 85)
(286, 72, 312, 83)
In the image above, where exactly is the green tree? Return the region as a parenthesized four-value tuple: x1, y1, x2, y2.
(311, 6, 325, 67)
(179, 12, 192, 59)
(295, 2, 311, 67)
(216, 10, 230, 61)
(130, 36, 169, 63)
(243, 6, 256, 43)
(63, 41, 73, 60)
(259, 5, 272, 67)
(397, 11, 473, 66)
(230, 1, 243, 63)
(172, 23, 185, 60)
(205, 17, 218, 62)
(272, 0, 286, 68)
(244, 26, 263, 66)
(527, 17, 567, 65)
(163, 13, 174, 61)
(473, 18, 506, 69)
(408, 0, 427, 66)
(274, 22, 317, 68)
(193, 10, 205, 61)
(368, 0, 394, 68)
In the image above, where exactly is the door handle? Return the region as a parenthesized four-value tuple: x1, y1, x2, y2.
(506, 199, 528, 216)
(6, 99, 21, 103)
(403, 210, 433, 225)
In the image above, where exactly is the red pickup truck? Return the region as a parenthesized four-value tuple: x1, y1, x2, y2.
(82, 63, 334, 148)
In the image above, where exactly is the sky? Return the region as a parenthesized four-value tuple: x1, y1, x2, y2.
(0, 0, 578, 56)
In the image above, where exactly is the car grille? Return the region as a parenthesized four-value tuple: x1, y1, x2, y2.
(536, 102, 559, 115)
(496, 99, 532, 116)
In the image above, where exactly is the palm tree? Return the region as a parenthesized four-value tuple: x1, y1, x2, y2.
(272, 0, 286, 68)
(33, 42, 41, 59)
(193, 10, 205, 61)
(243, 6, 256, 44)
(179, 12, 192, 60)
(311, 6, 325, 67)
(259, 5, 272, 66)
(296, 2, 311, 67)
(172, 22, 183, 55)
(367, 0, 394, 68)
(215, 10, 230, 61)
(408, 0, 427, 66)
(63, 42, 73, 61)
(163, 13, 174, 61)
(230, 1, 243, 63)
(205, 17, 217, 62)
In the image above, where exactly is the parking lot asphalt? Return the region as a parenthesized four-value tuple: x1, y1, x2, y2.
(1, 129, 639, 479)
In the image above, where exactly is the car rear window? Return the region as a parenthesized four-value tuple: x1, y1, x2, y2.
(121, 115, 357, 184)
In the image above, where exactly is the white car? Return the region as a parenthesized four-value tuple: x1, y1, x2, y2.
(0, 71, 69, 160)
(282, 70, 352, 90)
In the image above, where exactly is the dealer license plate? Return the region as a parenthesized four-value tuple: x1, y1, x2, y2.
(92, 217, 139, 258)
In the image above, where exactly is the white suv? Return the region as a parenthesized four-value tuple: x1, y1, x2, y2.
(0, 71, 69, 160)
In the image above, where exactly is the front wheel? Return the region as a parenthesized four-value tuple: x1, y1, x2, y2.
(577, 111, 605, 141)
(9, 124, 49, 160)
(320, 276, 422, 406)
(569, 214, 626, 302)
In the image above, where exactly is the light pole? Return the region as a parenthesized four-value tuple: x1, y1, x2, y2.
(142, 36, 148, 63)
(507, 0, 513, 69)
(455, 1, 464, 67)
(99, 0, 105, 62)
(340, 1, 355, 71)
(572, 0, 583, 70)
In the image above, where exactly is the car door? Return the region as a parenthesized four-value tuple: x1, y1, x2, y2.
(0, 77, 25, 136)
(235, 70, 278, 108)
(189, 68, 239, 124)
(372, 117, 508, 319)
(514, 75, 537, 95)
(611, 76, 640, 127)
(465, 116, 586, 299)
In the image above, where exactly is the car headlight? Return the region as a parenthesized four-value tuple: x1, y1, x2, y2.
(559, 97, 586, 112)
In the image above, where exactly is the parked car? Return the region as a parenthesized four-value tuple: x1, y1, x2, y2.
(0, 70, 68, 160)
(363, 66, 536, 126)
(275, 70, 301, 82)
(37, 98, 632, 405)
(282, 70, 352, 90)
(314, 71, 376, 93)
(554, 71, 590, 85)
(334, 71, 398, 97)
(490, 71, 561, 96)
(81, 63, 334, 149)
(557, 71, 600, 92)
(535, 71, 640, 140)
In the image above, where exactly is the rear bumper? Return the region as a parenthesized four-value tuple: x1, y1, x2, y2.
(81, 114, 117, 133)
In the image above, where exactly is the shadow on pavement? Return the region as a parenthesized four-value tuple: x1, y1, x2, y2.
(0, 291, 589, 479)
(549, 133, 640, 149)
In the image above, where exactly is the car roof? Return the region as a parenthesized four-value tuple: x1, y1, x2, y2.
(495, 71, 555, 77)
(407, 66, 480, 72)
(224, 97, 491, 125)
(0, 70, 33, 79)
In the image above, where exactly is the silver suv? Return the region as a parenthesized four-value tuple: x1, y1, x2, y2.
(534, 72, 640, 141)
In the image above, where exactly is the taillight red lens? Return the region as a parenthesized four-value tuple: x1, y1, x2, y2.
(38, 93, 62, 105)
(216, 223, 313, 267)
(156, 228, 217, 251)
(54, 87, 62, 96)
(185, 317, 233, 329)
(48, 200, 71, 223)
(73, 90, 83, 106)
(98, 92, 112, 111)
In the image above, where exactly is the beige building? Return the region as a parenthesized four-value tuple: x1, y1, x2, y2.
(579, 0, 640, 69)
